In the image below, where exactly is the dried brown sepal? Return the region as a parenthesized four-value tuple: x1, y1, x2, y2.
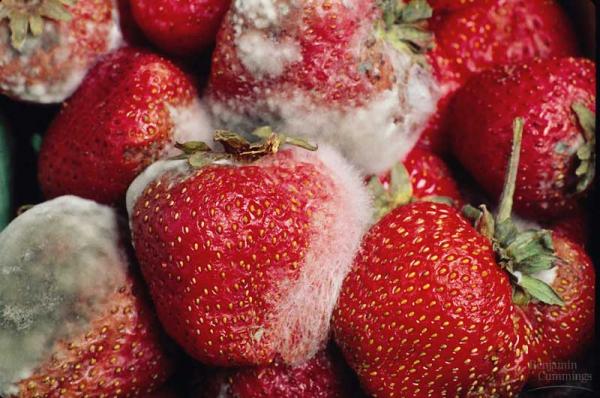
(215, 126, 317, 162)
(0, 0, 75, 51)
(170, 127, 317, 168)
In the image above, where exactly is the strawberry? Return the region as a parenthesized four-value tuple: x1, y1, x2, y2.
(418, 0, 579, 152)
(200, 347, 364, 398)
(546, 206, 589, 247)
(449, 57, 596, 220)
(0, 196, 174, 397)
(130, 0, 231, 57)
(207, 0, 440, 174)
(333, 119, 591, 397)
(127, 129, 370, 366)
(369, 147, 462, 219)
(333, 198, 539, 397)
(38, 47, 214, 206)
(522, 234, 595, 385)
(333, 200, 541, 397)
(0, 0, 124, 103)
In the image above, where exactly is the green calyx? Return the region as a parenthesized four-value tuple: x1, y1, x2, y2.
(572, 102, 596, 194)
(172, 126, 317, 168)
(0, 0, 75, 51)
(463, 118, 564, 307)
(376, 0, 434, 62)
(369, 162, 453, 222)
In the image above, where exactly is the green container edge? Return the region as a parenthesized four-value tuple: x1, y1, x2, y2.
(0, 116, 11, 230)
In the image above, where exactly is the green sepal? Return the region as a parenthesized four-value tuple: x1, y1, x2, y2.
(371, 162, 454, 221)
(572, 102, 596, 194)
(419, 195, 454, 206)
(400, 0, 433, 22)
(511, 273, 564, 306)
(175, 141, 212, 154)
(462, 204, 495, 241)
(377, 0, 434, 62)
(369, 162, 413, 221)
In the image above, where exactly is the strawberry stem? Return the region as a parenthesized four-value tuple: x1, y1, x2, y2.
(497, 118, 523, 223)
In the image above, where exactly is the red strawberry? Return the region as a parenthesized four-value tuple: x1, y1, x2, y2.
(207, 0, 440, 174)
(449, 57, 596, 220)
(127, 130, 370, 366)
(333, 119, 589, 397)
(546, 206, 589, 247)
(417, 0, 579, 152)
(333, 200, 538, 397)
(0, 0, 123, 103)
(130, 0, 231, 57)
(369, 147, 462, 219)
(38, 47, 213, 206)
(0, 196, 174, 397)
(200, 347, 364, 398)
(522, 234, 595, 385)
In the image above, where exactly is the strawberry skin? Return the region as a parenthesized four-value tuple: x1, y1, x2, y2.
(207, 0, 439, 174)
(200, 347, 363, 398)
(209, 0, 384, 106)
(380, 147, 462, 203)
(130, 0, 231, 56)
(16, 277, 174, 398)
(547, 207, 589, 247)
(449, 57, 596, 219)
(333, 202, 535, 397)
(38, 47, 212, 205)
(429, 0, 578, 91)
(523, 234, 595, 385)
(0, 196, 174, 397)
(0, 0, 123, 103)
(418, 0, 578, 153)
(128, 145, 370, 366)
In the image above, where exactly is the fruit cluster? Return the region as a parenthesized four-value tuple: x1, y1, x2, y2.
(0, 0, 595, 397)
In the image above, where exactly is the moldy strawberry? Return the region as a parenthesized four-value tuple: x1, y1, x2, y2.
(127, 128, 371, 366)
(0, 0, 123, 103)
(0, 196, 174, 397)
(38, 47, 213, 205)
